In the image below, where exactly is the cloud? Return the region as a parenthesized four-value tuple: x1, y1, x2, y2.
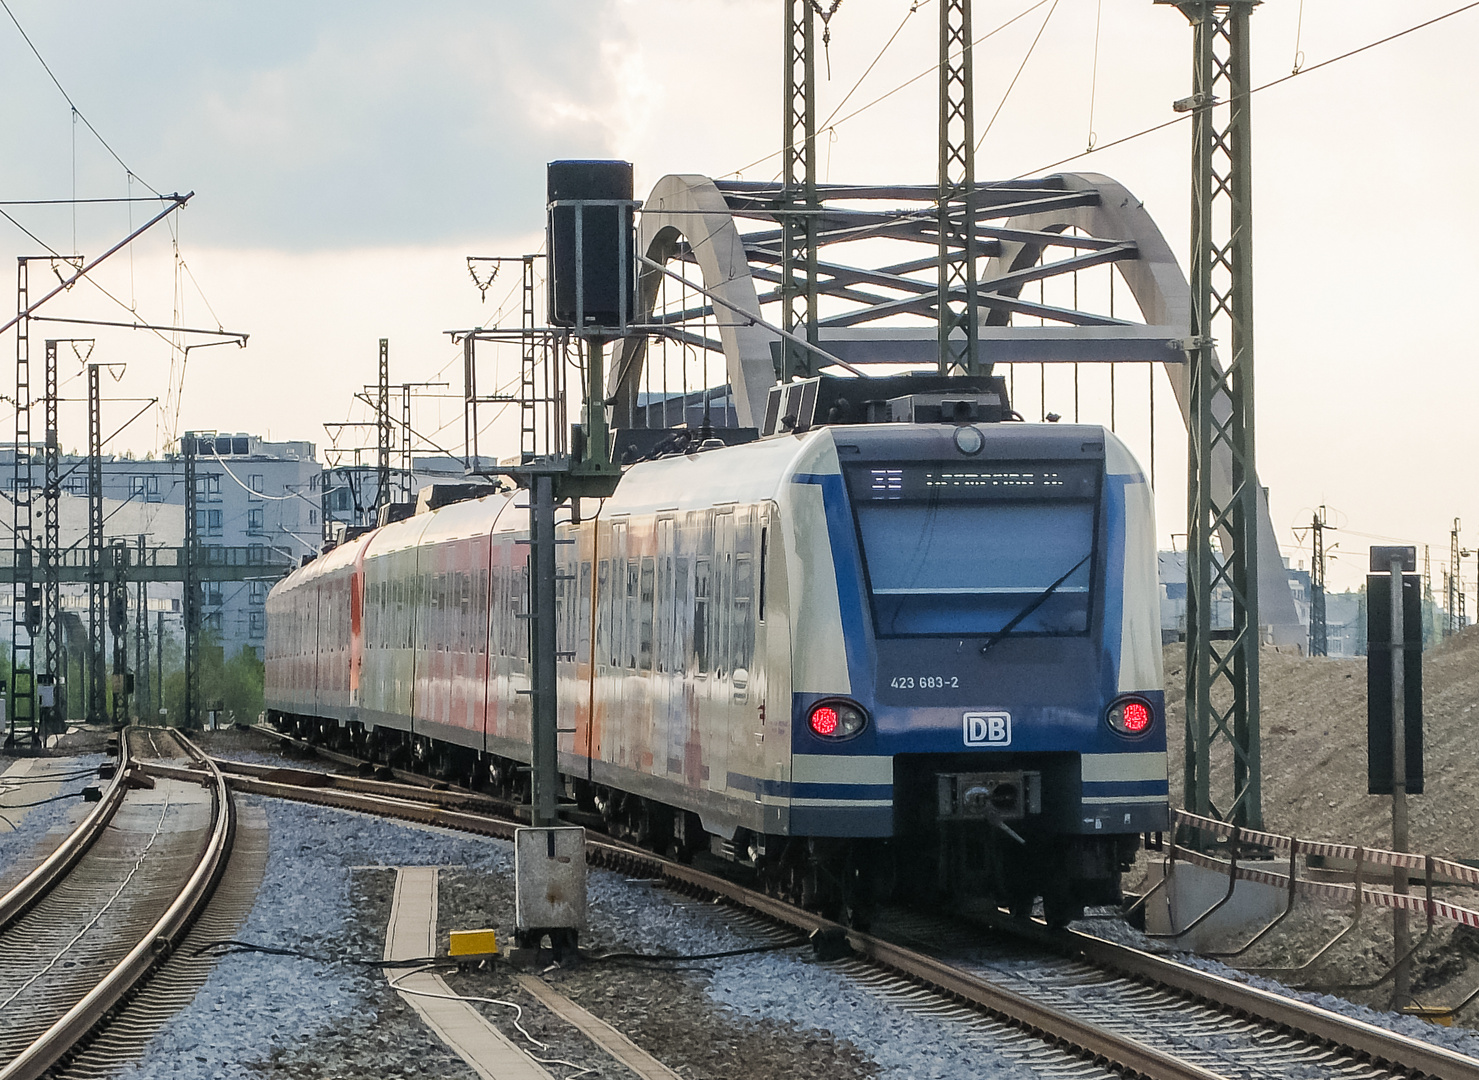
(0, 1, 637, 249)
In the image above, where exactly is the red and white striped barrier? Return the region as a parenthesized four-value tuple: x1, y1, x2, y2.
(1167, 810, 1479, 930)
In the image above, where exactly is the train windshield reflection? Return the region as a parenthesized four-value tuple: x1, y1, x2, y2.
(854, 500, 1095, 637)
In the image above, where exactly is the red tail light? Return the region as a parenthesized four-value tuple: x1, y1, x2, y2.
(1106, 697, 1154, 737)
(809, 700, 866, 739)
(810, 706, 839, 735)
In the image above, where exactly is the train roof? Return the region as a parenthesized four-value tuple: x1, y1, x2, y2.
(605, 421, 1143, 518)
(272, 421, 1148, 596)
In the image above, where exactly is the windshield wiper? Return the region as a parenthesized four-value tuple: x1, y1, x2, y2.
(978, 551, 1092, 657)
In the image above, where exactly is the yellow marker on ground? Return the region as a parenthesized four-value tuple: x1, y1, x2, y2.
(449, 929, 499, 957)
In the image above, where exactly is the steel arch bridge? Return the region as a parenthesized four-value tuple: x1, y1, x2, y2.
(610, 171, 1300, 641)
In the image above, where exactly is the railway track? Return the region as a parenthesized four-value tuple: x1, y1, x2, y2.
(221, 725, 1479, 1080)
(0, 727, 234, 1080)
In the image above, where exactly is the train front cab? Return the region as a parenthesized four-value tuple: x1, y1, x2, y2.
(784, 424, 1167, 922)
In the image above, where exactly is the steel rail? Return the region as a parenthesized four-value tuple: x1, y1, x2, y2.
(207, 754, 513, 814)
(224, 730, 1479, 1078)
(189, 766, 1218, 1080)
(250, 723, 459, 791)
(0, 730, 236, 1080)
(1067, 928, 1479, 1080)
(0, 737, 132, 934)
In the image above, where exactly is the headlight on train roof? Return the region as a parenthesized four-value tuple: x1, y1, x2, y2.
(1105, 696, 1154, 738)
(809, 700, 867, 740)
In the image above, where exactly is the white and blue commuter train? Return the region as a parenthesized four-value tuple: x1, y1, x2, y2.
(266, 409, 1167, 926)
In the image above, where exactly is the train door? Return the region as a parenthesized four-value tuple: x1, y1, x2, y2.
(593, 519, 628, 767)
(654, 517, 678, 782)
(757, 505, 790, 833)
(707, 508, 734, 794)
(728, 507, 762, 801)
(349, 557, 365, 712)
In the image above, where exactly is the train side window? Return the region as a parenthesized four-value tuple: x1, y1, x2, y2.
(758, 525, 768, 623)
(656, 555, 672, 673)
(518, 564, 530, 660)
(613, 563, 628, 667)
(490, 566, 503, 656)
(674, 555, 691, 674)
(713, 513, 734, 679)
(693, 557, 710, 674)
(624, 559, 639, 668)
(476, 568, 489, 654)
(460, 570, 471, 650)
(638, 556, 655, 671)
(577, 561, 592, 665)
(596, 559, 612, 665)
(734, 553, 753, 672)
(437, 572, 448, 652)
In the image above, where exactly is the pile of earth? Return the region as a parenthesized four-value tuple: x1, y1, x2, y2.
(1156, 625, 1479, 1015)
(1162, 624, 1479, 856)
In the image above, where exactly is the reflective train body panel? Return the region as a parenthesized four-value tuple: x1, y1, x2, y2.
(265, 422, 1167, 903)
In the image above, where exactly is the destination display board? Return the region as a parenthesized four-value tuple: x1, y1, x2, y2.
(845, 461, 1100, 503)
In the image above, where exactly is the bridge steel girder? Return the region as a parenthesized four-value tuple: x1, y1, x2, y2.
(615, 170, 1296, 731)
(979, 170, 1298, 651)
(610, 175, 774, 429)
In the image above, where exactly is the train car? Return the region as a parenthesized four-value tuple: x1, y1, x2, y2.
(266, 415, 1166, 925)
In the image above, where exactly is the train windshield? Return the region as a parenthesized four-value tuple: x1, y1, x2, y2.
(846, 461, 1099, 638)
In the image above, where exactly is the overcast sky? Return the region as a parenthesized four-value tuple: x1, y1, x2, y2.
(1, 0, 1476, 593)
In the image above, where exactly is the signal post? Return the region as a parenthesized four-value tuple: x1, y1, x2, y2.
(480, 161, 634, 962)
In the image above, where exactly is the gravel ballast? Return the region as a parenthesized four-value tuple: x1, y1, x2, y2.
(0, 752, 107, 885)
(111, 796, 1103, 1080)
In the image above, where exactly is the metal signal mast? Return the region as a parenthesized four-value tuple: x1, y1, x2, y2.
(1162, 0, 1263, 831)
(1309, 506, 1329, 657)
(779, 0, 821, 381)
(937, 0, 981, 375)
(376, 338, 392, 514)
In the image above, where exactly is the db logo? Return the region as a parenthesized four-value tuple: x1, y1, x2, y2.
(963, 712, 1011, 746)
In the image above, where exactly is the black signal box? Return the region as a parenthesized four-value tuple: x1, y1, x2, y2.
(546, 160, 636, 330)
(1366, 571, 1423, 795)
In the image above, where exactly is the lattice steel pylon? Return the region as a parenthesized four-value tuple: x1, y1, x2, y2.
(87, 363, 106, 723)
(7, 259, 36, 749)
(519, 255, 539, 460)
(182, 431, 200, 729)
(135, 534, 149, 721)
(376, 338, 391, 513)
(1450, 519, 1462, 635)
(1309, 507, 1328, 658)
(42, 340, 62, 727)
(1165, 0, 1262, 831)
(109, 538, 128, 725)
(937, 0, 981, 375)
(400, 383, 414, 499)
(778, 0, 820, 381)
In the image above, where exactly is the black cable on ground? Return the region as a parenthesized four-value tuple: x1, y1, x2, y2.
(0, 770, 105, 787)
(192, 939, 451, 967)
(195, 937, 812, 967)
(0, 791, 85, 809)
